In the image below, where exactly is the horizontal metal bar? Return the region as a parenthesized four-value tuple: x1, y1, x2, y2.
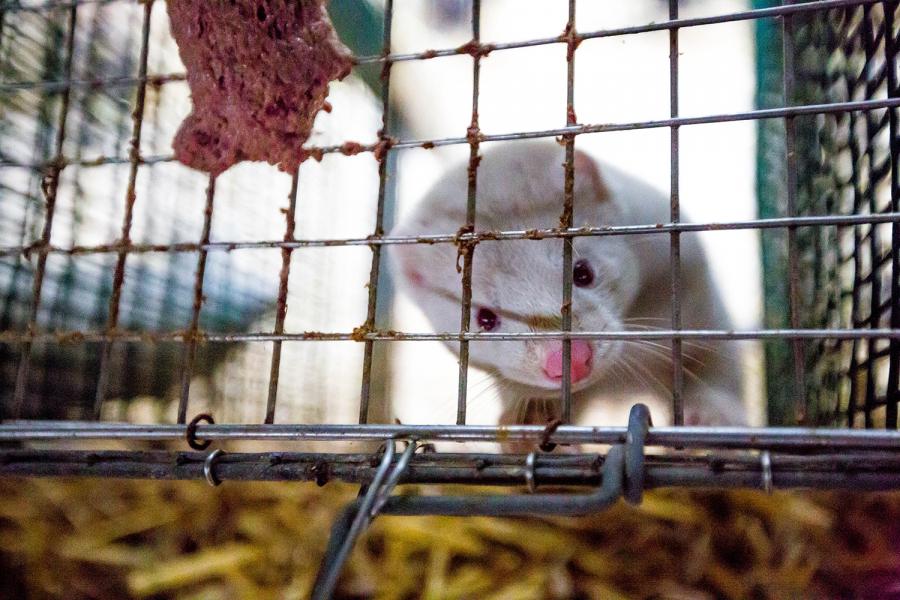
(3, 212, 897, 257)
(3, 448, 900, 490)
(0, 0, 121, 13)
(3, 421, 900, 449)
(0, 153, 172, 171)
(1, 0, 879, 88)
(0, 72, 185, 94)
(2, 327, 899, 345)
(351, 0, 883, 65)
(2, 97, 897, 172)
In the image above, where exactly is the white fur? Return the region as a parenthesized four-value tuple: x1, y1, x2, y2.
(389, 140, 746, 426)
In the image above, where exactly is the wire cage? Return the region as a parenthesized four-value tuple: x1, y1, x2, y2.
(2, 0, 900, 596)
(758, 0, 900, 427)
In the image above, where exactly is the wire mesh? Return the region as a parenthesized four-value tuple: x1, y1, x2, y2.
(759, 0, 900, 427)
(0, 0, 899, 491)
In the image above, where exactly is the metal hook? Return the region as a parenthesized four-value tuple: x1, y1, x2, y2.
(760, 450, 773, 494)
(624, 403, 652, 505)
(203, 448, 224, 487)
(313, 444, 630, 600)
(186, 412, 215, 450)
(370, 441, 417, 516)
(313, 439, 416, 600)
(524, 451, 537, 493)
(539, 418, 563, 452)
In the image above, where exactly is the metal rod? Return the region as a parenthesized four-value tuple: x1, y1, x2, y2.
(10, 2, 78, 418)
(175, 175, 216, 424)
(455, 0, 481, 426)
(358, 0, 394, 424)
(4, 448, 900, 489)
(669, 0, 684, 425)
(4, 421, 900, 448)
(2, 0, 120, 14)
(861, 5, 883, 428)
(265, 170, 300, 424)
(782, 9, 808, 422)
(3, 97, 898, 172)
(560, 0, 577, 423)
(311, 441, 397, 600)
(92, 0, 155, 418)
(5, 212, 897, 257)
(4, 327, 900, 346)
(0, 72, 184, 93)
(1, 0, 883, 69)
(884, 0, 900, 428)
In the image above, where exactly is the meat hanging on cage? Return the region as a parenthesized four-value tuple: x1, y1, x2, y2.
(167, 0, 353, 175)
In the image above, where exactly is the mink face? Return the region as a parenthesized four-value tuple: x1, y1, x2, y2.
(392, 140, 745, 425)
(390, 140, 641, 393)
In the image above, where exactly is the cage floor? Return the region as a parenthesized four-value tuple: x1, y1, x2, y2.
(1, 480, 898, 599)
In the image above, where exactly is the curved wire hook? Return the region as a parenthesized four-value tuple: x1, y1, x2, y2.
(312, 440, 416, 600)
(203, 448, 225, 487)
(185, 413, 215, 450)
(625, 403, 652, 505)
(760, 450, 773, 494)
(524, 451, 537, 493)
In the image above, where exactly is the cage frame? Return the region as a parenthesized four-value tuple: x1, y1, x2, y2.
(0, 0, 898, 496)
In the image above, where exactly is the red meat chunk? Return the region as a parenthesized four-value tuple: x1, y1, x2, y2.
(167, 0, 353, 175)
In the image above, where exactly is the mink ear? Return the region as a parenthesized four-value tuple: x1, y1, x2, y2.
(573, 150, 609, 202)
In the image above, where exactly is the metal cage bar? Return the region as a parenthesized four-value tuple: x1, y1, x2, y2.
(560, 0, 577, 422)
(783, 5, 808, 423)
(11, 100, 900, 182)
(91, 0, 153, 418)
(3, 211, 899, 257)
(2, 97, 899, 174)
(4, 419, 900, 448)
(358, 0, 394, 424)
(0, 0, 887, 87)
(669, 0, 684, 425)
(264, 172, 300, 424)
(10, 1, 77, 418)
(885, 0, 900, 428)
(175, 175, 216, 424)
(0, 0, 897, 493)
(454, 0, 481, 426)
(2, 326, 900, 346)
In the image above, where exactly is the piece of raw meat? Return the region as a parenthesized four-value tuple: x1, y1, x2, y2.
(167, 0, 353, 175)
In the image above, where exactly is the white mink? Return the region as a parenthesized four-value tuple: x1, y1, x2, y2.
(389, 140, 746, 427)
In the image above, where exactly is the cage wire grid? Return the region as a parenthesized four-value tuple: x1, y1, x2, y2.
(0, 0, 900, 505)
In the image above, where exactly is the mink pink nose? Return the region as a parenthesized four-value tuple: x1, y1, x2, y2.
(542, 341, 593, 383)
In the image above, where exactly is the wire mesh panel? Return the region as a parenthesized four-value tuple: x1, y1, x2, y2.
(0, 1, 279, 420)
(0, 0, 899, 489)
(4, 2, 900, 591)
(758, 0, 900, 427)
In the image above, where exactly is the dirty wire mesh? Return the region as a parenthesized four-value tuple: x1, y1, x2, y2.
(1, 0, 900, 502)
(759, 0, 900, 428)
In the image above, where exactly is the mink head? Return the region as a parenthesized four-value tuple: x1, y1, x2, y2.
(390, 140, 642, 393)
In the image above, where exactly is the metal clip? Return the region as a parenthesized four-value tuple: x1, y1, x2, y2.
(624, 403, 652, 505)
(203, 449, 225, 487)
(186, 412, 215, 450)
(524, 451, 537, 493)
(760, 450, 773, 494)
(312, 403, 654, 599)
(539, 418, 563, 452)
(312, 440, 416, 600)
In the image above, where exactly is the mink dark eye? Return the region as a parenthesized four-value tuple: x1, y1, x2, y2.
(477, 308, 499, 331)
(573, 259, 595, 287)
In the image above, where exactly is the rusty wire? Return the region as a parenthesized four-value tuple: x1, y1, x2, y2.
(0, 0, 898, 488)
